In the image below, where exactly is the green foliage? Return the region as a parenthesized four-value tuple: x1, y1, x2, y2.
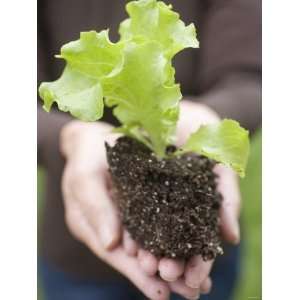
(179, 120, 250, 177)
(39, 0, 198, 157)
(119, 0, 199, 58)
(38, 0, 250, 172)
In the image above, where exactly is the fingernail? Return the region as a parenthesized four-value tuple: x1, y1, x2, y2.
(161, 275, 177, 282)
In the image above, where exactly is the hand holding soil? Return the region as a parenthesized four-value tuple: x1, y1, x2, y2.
(60, 121, 171, 300)
(178, 101, 241, 246)
(60, 120, 208, 300)
(59, 102, 241, 300)
(108, 101, 241, 293)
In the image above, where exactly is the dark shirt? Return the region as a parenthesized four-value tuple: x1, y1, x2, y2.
(38, 0, 261, 280)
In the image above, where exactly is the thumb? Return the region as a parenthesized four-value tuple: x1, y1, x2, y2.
(97, 175, 121, 250)
(215, 165, 241, 244)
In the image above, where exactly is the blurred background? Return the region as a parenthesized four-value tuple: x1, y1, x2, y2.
(37, 129, 261, 300)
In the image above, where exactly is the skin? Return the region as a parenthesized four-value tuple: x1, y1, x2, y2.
(60, 100, 241, 300)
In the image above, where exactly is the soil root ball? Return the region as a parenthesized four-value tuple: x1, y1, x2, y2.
(106, 137, 223, 260)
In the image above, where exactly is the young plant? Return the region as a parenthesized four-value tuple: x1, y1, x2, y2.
(39, 0, 250, 259)
(39, 0, 249, 176)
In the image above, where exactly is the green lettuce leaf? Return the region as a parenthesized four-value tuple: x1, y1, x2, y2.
(59, 30, 124, 78)
(179, 120, 250, 177)
(119, 0, 199, 58)
(38, 30, 123, 121)
(38, 0, 199, 156)
(39, 66, 103, 121)
(102, 41, 181, 156)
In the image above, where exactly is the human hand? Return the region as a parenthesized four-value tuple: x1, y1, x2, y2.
(60, 121, 171, 300)
(123, 100, 241, 299)
(178, 100, 241, 246)
(60, 99, 241, 300)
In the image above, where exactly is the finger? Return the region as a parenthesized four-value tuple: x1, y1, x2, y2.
(102, 248, 170, 300)
(123, 230, 138, 257)
(169, 278, 201, 300)
(158, 258, 185, 282)
(71, 174, 121, 250)
(184, 255, 213, 289)
(67, 211, 170, 300)
(214, 165, 241, 244)
(200, 277, 212, 295)
(138, 248, 159, 276)
(65, 207, 101, 253)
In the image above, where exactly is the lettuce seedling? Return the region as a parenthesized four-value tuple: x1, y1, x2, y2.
(39, 0, 250, 177)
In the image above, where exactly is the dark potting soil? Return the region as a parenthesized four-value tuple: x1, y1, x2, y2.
(106, 136, 223, 260)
